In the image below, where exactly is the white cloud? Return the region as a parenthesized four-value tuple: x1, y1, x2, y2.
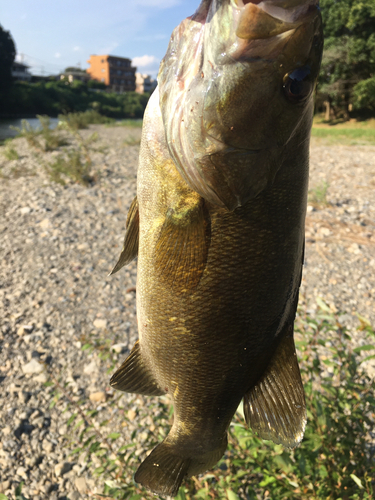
(54, 52, 61, 59)
(132, 55, 158, 68)
(73, 46, 81, 52)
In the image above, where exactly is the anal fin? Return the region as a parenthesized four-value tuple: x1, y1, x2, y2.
(110, 341, 165, 396)
(110, 196, 139, 275)
(243, 330, 306, 448)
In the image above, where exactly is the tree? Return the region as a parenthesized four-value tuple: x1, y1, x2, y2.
(64, 67, 86, 73)
(318, 0, 375, 118)
(0, 25, 16, 92)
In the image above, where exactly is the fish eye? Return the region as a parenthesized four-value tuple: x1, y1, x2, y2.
(283, 65, 313, 103)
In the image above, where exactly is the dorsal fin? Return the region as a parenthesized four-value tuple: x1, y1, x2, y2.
(110, 341, 165, 396)
(154, 194, 209, 291)
(243, 330, 306, 449)
(110, 196, 139, 275)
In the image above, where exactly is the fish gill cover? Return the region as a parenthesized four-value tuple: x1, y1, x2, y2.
(158, 0, 323, 210)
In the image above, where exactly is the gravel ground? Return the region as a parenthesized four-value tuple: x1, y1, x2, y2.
(0, 125, 374, 499)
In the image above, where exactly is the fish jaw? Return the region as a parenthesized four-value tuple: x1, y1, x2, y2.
(158, 0, 323, 210)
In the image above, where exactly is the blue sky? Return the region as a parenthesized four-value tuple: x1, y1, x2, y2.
(1, 1, 197, 78)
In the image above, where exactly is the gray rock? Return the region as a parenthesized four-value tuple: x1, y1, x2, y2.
(54, 461, 73, 477)
(83, 360, 97, 375)
(74, 476, 87, 494)
(22, 358, 44, 375)
(111, 343, 127, 354)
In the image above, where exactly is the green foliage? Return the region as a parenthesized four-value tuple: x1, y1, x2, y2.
(2, 80, 150, 119)
(108, 119, 143, 128)
(11, 115, 68, 151)
(0, 482, 29, 500)
(319, 0, 375, 116)
(0, 24, 16, 93)
(54, 306, 374, 499)
(2, 140, 19, 160)
(123, 136, 141, 147)
(6, 114, 107, 185)
(10, 119, 41, 149)
(311, 126, 375, 145)
(352, 78, 375, 112)
(58, 109, 114, 130)
(44, 124, 99, 186)
(308, 181, 329, 207)
(46, 150, 93, 186)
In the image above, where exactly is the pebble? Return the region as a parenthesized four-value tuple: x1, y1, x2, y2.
(0, 481, 10, 493)
(34, 373, 48, 383)
(17, 325, 33, 336)
(0, 125, 374, 499)
(111, 343, 128, 354)
(89, 391, 106, 403)
(93, 318, 107, 329)
(20, 206, 32, 214)
(75, 476, 88, 494)
(84, 360, 98, 375)
(22, 358, 44, 374)
(54, 462, 73, 477)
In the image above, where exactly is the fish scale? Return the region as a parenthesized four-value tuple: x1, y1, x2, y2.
(109, 0, 323, 496)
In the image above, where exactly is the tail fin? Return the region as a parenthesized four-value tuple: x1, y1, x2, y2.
(134, 441, 191, 497)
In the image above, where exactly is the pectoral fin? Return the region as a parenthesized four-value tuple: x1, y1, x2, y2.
(110, 341, 165, 396)
(155, 194, 209, 290)
(243, 331, 306, 448)
(110, 197, 139, 275)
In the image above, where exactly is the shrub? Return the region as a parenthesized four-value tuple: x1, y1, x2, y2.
(43, 304, 374, 500)
(58, 110, 114, 130)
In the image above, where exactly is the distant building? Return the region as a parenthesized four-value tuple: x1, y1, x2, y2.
(12, 61, 32, 82)
(60, 67, 90, 83)
(87, 55, 136, 92)
(135, 73, 157, 94)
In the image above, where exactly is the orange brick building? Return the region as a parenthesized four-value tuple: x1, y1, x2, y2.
(87, 55, 136, 92)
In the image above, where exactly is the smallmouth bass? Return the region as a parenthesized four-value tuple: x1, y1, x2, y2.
(110, 0, 323, 496)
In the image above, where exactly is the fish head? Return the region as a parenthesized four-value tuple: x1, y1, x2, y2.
(158, 0, 323, 210)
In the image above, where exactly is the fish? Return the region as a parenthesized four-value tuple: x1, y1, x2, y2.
(110, 0, 323, 496)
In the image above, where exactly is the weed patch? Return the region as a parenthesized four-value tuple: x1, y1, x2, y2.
(38, 304, 375, 500)
(308, 181, 329, 207)
(58, 110, 114, 130)
(106, 119, 143, 128)
(2, 142, 19, 161)
(11, 115, 69, 152)
(123, 136, 141, 147)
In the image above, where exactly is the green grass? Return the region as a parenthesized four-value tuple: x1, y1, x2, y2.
(37, 303, 375, 500)
(312, 115, 375, 145)
(311, 127, 375, 145)
(308, 181, 329, 207)
(2, 142, 19, 161)
(58, 109, 114, 130)
(123, 136, 141, 146)
(10, 115, 69, 151)
(45, 150, 94, 186)
(106, 119, 143, 128)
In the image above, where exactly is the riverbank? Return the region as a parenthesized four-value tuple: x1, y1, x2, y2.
(0, 124, 374, 499)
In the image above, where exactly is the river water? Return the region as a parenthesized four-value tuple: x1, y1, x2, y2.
(0, 117, 60, 141)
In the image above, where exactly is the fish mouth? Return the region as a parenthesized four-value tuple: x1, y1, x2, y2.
(235, 0, 318, 40)
(193, 0, 319, 41)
